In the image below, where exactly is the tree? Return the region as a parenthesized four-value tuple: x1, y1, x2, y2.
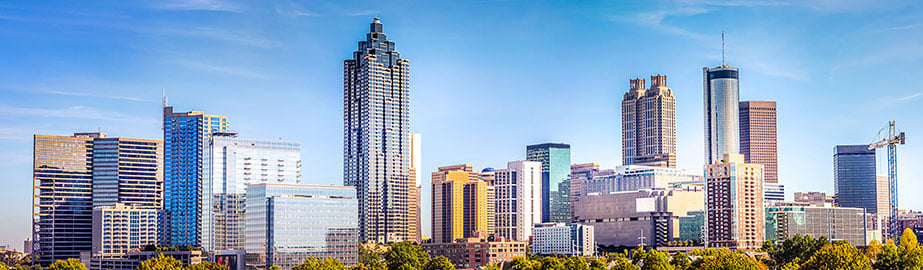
(422, 257, 454, 270)
(866, 240, 883, 262)
(610, 256, 640, 270)
(47, 259, 87, 270)
(800, 243, 871, 270)
(691, 248, 766, 270)
(358, 244, 386, 270)
(874, 239, 901, 270)
(763, 234, 828, 269)
(539, 257, 563, 270)
(670, 252, 690, 270)
(293, 258, 347, 270)
(587, 258, 607, 270)
(899, 228, 923, 270)
(641, 250, 673, 270)
(563, 257, 588, 270)
(384, 242, 430, 270)
(270, 266, 281, 270)
(2, 262, 8, 270)
(510, 257, 538, 270)
(188, 261, 229, 270)
(139, 254, 184, 270)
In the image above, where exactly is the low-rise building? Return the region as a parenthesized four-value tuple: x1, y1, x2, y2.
(91, 203, 161, 258)
(765, 206, 868, 246)
(531, 223, 594, 256)
(794, 192, 835, 207)
(421, 234, 526, 270)
(85, 250, 202, 270)
(573, 188, 703, 247)
(678, 210, 705, 244)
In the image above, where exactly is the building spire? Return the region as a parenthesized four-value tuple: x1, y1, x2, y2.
(162, 88, 168, 107)
(721, 31, 725, 67)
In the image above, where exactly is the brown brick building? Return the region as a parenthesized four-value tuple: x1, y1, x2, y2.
(422, 235, 526, 269)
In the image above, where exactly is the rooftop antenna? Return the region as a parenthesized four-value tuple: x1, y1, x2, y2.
(162, 88, 168, 107)
(721, 31, 725, 67)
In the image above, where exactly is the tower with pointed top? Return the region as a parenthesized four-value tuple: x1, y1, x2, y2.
(622, 75, 677, 168)
(704, 34, 740, 165)
(344, 18, 411, 243)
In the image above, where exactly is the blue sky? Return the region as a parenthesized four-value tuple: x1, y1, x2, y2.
(1, 0, 922, 249)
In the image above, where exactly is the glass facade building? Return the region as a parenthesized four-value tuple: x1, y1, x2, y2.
(703, 66, 740, 164)
(765, 206, 868, 246)
(526, 143, 571, 224)
(834, 145, 879, 214)
(343, 18, 411, 243)
(202, 133, 301, 252)
(163, 106, 229, 247)
(245, 184, 359, 270)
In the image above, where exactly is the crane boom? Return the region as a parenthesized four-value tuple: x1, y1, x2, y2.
(867, 121, 905, 240)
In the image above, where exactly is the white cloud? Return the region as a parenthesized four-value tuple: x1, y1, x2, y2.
(274, 1, 318, 18)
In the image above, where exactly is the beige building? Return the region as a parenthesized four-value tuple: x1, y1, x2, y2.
(877, 175, 890, 219)
(705, 153, 764, 250)
(408, 134, 422, 243)
(431, 165, 494, 243)
(794, 192, 835, 207)
(622, 75, 677, 168)
(573, 188, 703, 247)
(91, 203, 161, 257)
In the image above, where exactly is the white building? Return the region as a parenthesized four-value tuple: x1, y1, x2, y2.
(202, 133, 301, 252)
(532, 223, 595, 256)
(91, 203, 161, 257)
(576, 165, 702, 196)
(493, 160, 542, 241)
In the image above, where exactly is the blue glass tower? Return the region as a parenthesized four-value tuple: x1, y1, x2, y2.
(526, 143, 572, 223)
(834, 145, 879, 214)
(163, 105, 228, 247)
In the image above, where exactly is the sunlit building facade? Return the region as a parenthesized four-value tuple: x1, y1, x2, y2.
(703, 66, 740, 165)
(705, 153, 764, 250)
(493, 161, 542, 241)
(622, 75, 677, 168)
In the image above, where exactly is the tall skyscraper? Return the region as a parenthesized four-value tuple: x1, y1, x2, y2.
(704, 66, 740, 164)
(834, 145, 879, 214)
(739, 101, 778, 184)
(408, 134, 422, 243)
(202, 133, 301, 252)
(622, 75, 677, 168)
(705, 153, 764, 250)
(493, 161, 542, 241)
(344, 18, 411, 243)
(33, 133, 163, 265)
(163, 105, 229, 247)
(526, 143, 571, 223)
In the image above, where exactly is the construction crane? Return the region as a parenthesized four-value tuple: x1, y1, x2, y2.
(868, 120, 906, 239)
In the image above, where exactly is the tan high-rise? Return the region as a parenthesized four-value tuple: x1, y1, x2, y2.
(431, 165, 493, 243)
(622, 75, 677, 168)
(739, 101, 778, 184)
(705, 153, 764, 250)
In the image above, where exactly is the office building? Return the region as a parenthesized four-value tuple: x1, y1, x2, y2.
(794, 192, 835, 207)
(706, 153, 764, 250)
(834, 145, 880, 214)
(703, 65, 740, 164)
(765, 206, 868, 246)
(569, 163, 601, 221)
(575, 165, 701, 196)
(344, 18, 411, 244)
(679, 210, 705, 244)
(91, 203, 161, 258)
(739, 101, 778, 184)
(33, 133, 163, 265)
(24, 238, 33, 254)
(493, 161, 542, 241)
(245, 184, 359, 269)
(526, 143, 571, 223)
(431, 165, 493, 243)
(421, 234, 526, 270)
(409, 133, 422, 243)
(531, 223, 594, 256)
(202, 133, 302, 252)
(87, 250, 202, 270)
(877, 175, 890, 218)
(163, 104, 229, 247)
(573, 188, 703, 247)
(764, 183, 785, 202)
(622, 75, 677, 168)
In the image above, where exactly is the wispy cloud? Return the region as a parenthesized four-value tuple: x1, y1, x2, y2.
(171, 59, 269, 79)
(161, 26, 277, 48)
(609, 7, 711, 41)
(0, 105, 151, 123)
(151, 0, 243, 12)
(0, 127, 31, 141)
(345, 10, 378, 17)
(274, 1, 318, 18)
(43, 90, 146, 102)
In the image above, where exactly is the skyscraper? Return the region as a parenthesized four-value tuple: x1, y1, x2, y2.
(622, 75, 677, 168)
(834, 145, 879, 214)
(202, 133, 301, 252)
(526, 143, 571, 223)
(739, 101, 778, 184)
(163, 105, 229, 247)
(493, 161, 542, 241)
(705, 153, 764, 250)
(344, 18, 411, 243)
(408, 134, 422, 243)
(430, 165, 492, 243)
(33, 133, 163, 265)
(704, 66, 740, 164)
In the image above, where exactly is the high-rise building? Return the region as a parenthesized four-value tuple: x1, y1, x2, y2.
(532, 223, 595, 256)
(569, 163, 601, 221)
(526, 143, 571, 223)
(431, 165, 493, 243)
(764, 183, 785, 202)
(705, 153, 764, 250)
(33, 133, 163, 265)
(622, 75, 677, 168)
(408, 134, 422, 243)
(834, 145, 879, 214)
(163, 105, 229, 247)
(493, 161, 542, 241)
(245, 184, 359, 269)
(704, 66, 740, 164)
(877, 175, 890, 218)
(344, 18, 411, 244)
(202, 133, 302, 252)
(739, 101, 778, 184)
(92, 203, 161, 257)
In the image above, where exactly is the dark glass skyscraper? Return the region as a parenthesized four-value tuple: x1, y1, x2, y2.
(834, 145, 879, 214)
(344, 18, 411, 243)
(526, 143, 571, 223)
(163, 105, 228, 247)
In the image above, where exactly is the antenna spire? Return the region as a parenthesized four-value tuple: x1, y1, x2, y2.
(721, 32, 726, 67)
(162, 88, 168, 107)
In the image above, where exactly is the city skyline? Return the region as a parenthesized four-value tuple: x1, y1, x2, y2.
(1, 0, 922, 249)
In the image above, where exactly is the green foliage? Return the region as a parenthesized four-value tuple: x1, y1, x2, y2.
(899, 228, 923, 270)
(139, 254, 184, 270)
(670, 252, 690, 270)
(47, 259, 87, 270)
(2, 262, 8, 270)
(269, 266, 281, 270)
(358, 244, 386, 270)
(538, 257, 563, 270)
(422, 257, 454, 270)
(510, 257, 539, 270)
(293, 258, 347, 270)
(800, 243, 871, 270)
(383, 242, 430, 270)
(762, 234, 828, 269)
(874, 240, 901, 270)
(187, 261, 228, 270)
(563, 257, 589, 270)
(587, 258, 606, 270)
(641, 250, 673, 270)
(691, 248, 766, 270)
(609, 256, 640, 270)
